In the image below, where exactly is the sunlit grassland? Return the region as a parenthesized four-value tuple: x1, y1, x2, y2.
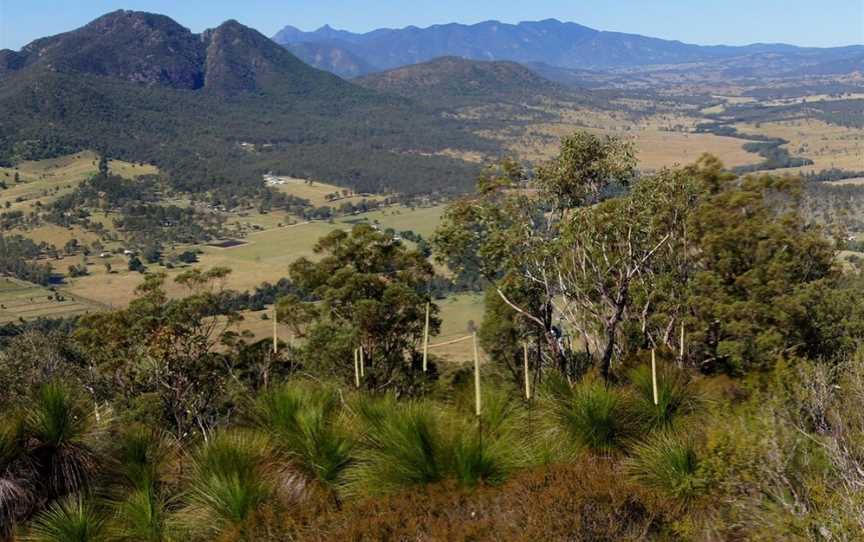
(0, 151, 157, 213)
(340, 205, 447, 239)
(271, 176, 389, 207)
(0, 277, 102, 324)
(485, 107, 762, 171)
(736, 118, 864, 174)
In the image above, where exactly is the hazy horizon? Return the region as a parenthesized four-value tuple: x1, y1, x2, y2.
(1, 0, 862, 51)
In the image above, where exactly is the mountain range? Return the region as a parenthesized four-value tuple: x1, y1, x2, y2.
(272, 18, 864, 77)
(0, 11, 492, 196)
(1, 10, 861, 202)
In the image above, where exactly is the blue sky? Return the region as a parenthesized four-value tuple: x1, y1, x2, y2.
(1, 0, 862, 50)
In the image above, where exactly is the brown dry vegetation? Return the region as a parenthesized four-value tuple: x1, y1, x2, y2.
(0, 151, 157, 213)
(735, 118, 864, 173)
(270, 177, 389, 207)
(228, 459, 660, 542)
(488, 107, 762, 171)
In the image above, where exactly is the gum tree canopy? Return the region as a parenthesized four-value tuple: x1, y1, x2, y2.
(434, 132, 854, 379)
(280, 224, 440, 390)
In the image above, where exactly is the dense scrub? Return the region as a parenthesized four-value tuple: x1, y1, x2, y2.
(4, 357, 864, 540)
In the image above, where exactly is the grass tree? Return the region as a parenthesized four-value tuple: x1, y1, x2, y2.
(24, 382, 104, 499)
(109, 486, 172, 542)
(628, 362, 703, 430)
(252, 384, 353, 492)
(626, 431, 704, 507)
(104, 426, 177, 542)
(24, 495, 105, 542)
(544, 374, 638, 455)
(447, 385, 527, 486)
(1, 382, 105, 539)
(1, 418, 33, 541)
(177, 430, 276, 538)
(347, 398, 447, 494)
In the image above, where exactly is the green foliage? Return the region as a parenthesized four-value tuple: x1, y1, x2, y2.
(106, 425, 175, 493)
(1, 383, 105, 538)
(628, 362, 702, 430)
(73, 271, 240, 439)
(626, 432, 704, 505)
(348, 399, 448, 493)
(0, 418, 32, 540)
(438, 144, 861, 380)
(478, 285, 531, 386)
(252, 384, 352, 488)
(686, 168, 849, 373)
(0, 235, 54, 285)
(24, 383, 101, 498)
(535, 131, 636, 208)
(108, 486, 171, 542)
(450, 427, 519, 487)
(545, 375, 638, 455)
(25, 495, 104, 542)
(284, 225, 439, 391)
(179, 431, 275, 535)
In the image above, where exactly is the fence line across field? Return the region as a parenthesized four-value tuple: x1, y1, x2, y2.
(427, 334, 474, 349)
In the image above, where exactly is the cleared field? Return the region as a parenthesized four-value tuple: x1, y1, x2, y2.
(0, 277, 103, 324)
(493, 108, 762, 171)
(16, 224, 102, 248)
(0, 151, 157, 212)
(270, 176, 388, 207)
(62, 221, 344, 307)
(429, 293, 485, 361)
(339, 205, 446, 239)
(735, 119, 864, 174)
(828, 177, 864, 186)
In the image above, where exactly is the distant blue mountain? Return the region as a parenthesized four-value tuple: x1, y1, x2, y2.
(272, 18, 864, 74)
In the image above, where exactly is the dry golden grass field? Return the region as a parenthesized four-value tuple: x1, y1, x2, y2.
(58, 203, 451, 308)
(735, 118, 864, 174)
(0, 151, 157, 213)
(491, 107, 763, 171)
(0, 277, 103, 324)
(270, 176, 388, 207)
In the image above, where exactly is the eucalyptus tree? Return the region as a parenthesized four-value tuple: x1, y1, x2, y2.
(434, 131, 693, 379)
(280, 224, 440, 391)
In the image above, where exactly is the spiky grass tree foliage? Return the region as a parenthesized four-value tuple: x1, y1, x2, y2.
(252, 384, 352, 490)
(628, 363, 703, 430)
(105, 426, 176, 542)
(626, 431, 704, 506)
(24, 495, 104, 542)
(450, 429, 520, 487)
(448, 386, 526, 487)
(347, 393, 525, 494)
(545, 374, 638, 455)
(1, 418, 34, 541)
(178, 431, 276, 537)
(347, 398, 448, 494)
(109, 486, 172, 542)
(24, 383, 103, 499)
(107, 425, 175, 492)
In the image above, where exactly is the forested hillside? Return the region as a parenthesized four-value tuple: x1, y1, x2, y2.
(0, 11, 491, 197)
(355, 56, 569, 107)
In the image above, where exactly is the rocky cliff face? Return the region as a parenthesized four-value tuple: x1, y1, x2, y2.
(0, 10, 337, 94)
(3, 10, 207, 88)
